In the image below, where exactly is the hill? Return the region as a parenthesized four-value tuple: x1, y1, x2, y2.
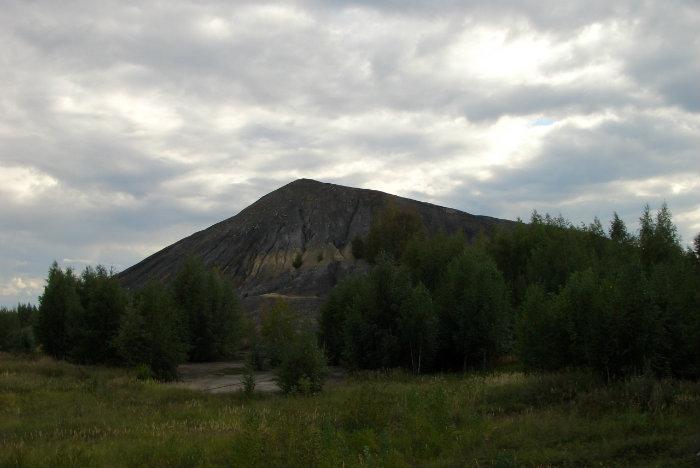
(117, 178, 512, 312)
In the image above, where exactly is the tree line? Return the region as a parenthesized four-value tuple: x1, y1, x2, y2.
(32, 257, 245, 380)
(321, 204, 700, 379)
(22, 255, 326, 391)
(9, 201, 699, 384)
(0, 303, 37, 355)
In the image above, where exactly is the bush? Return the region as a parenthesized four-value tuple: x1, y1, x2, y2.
(133, 363, 155, 381)
(242, 354, 256, 396)
(260, 300, 299, 366)
(275, 332, 327, 394)
(292, 252, 303, 269)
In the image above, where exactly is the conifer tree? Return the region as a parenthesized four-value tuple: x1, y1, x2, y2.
(609, 212, 629, 243)
(205, 267, 244, 360)
(172, 256, 211, 361)
(319, 275, 371, 365)
(172, 256, 244, 362)
(70, 265, 128, 364)
(115, 281, 188, 381)
(639, 203, 682, 267)
(35, 262, 82, 359)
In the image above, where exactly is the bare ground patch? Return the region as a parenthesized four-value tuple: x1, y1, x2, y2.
(173, 361, 344, 394)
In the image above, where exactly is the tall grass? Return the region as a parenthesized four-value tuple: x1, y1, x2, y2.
(1, 353, 699, 467)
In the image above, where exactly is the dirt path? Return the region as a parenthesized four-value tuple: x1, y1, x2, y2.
(174, 361, 345, 394)
(174, 361, 279, 393)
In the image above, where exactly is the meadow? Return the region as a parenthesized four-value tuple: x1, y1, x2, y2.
(2, 353, 699, 467)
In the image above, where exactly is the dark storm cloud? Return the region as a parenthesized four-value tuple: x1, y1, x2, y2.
(1, 0, 699, 304)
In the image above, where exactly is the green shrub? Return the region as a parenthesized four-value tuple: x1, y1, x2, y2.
(133, 363, 155, 381)
(242, 354, 256, 396)
(275, 332, 327, 394)
(292, 252, 303, 269)
(260, 300, 299, 366)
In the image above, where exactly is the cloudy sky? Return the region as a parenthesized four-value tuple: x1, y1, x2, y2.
(1, 0, 699, 306)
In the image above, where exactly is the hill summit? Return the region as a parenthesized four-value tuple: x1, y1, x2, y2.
(118, 178, 511, 312)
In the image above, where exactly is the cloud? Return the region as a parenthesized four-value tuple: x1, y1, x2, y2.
(0, 277, 44, 303)
(0, 0, 699, 305)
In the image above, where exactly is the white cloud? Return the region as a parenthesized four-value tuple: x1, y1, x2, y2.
(0, 0, 699, 305)
(0, 277, 44, 300)
(0, 166, 59, 202)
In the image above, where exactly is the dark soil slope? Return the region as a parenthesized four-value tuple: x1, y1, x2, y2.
(118, 179, 512, 310)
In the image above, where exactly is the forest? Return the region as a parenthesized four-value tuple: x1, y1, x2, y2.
(322, 204, 700, 380)
(2, 203, 699, 386)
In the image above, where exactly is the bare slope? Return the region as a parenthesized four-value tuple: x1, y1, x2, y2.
(117, 179, 511, 306)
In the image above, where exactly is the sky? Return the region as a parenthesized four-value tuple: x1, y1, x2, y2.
(1, 0, 699, 306)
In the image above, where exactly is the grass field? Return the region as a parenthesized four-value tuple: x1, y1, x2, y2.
(1, 353, 699, 467)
